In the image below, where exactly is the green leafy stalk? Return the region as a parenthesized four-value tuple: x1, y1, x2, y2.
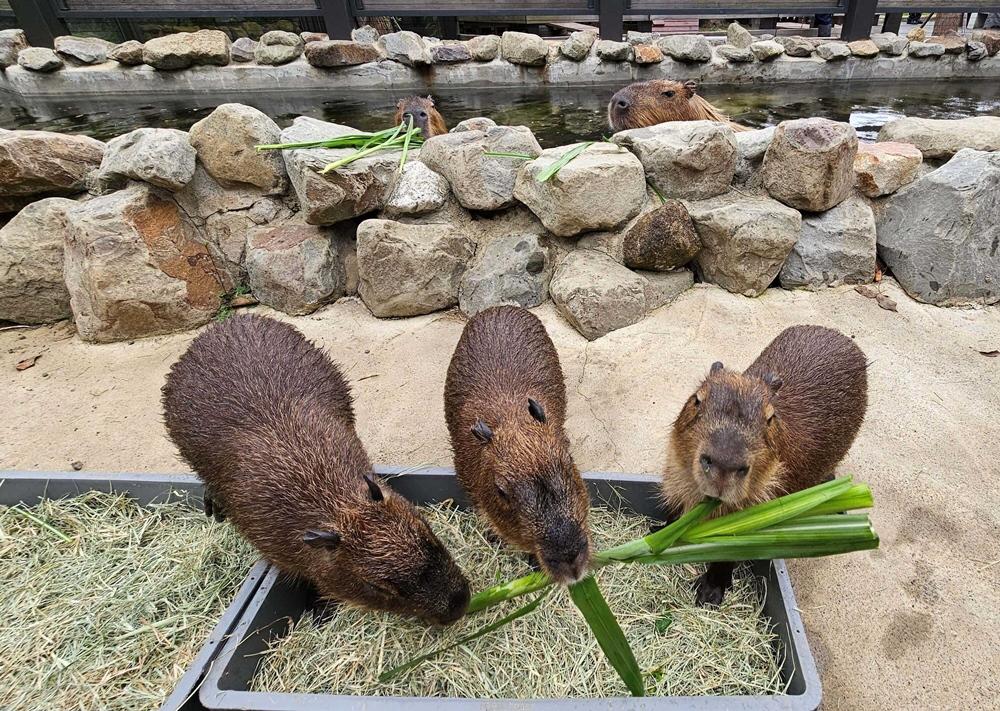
(9, 506, 72, 543)
(536, 141, 593, 182)
(649, 182, 667, 204)
(634, 534, 879, 566)
(803, 484, 873, 516)
(398, 115, 415, 173)
(482, 151, 535, 159)
(597, 498, 719, 562)
(468, 570, 551, 614)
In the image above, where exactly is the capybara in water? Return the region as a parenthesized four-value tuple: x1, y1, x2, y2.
(608, 79, 749, 133)
(662, 325, 867, 605)
(162, 314, 470, 625)
(394, 96, 448, 139)
(444, 306, 591, 584)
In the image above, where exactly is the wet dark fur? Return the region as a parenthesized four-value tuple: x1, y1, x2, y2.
(162, 314, 469, 625)
(608, 80, 749, 133)
(662, 325, 868, 605)
(394, 96, 448, 139)
(444, 306, 591, 583)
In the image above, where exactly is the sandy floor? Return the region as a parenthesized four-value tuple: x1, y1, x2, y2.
(3, 279, 999, 709)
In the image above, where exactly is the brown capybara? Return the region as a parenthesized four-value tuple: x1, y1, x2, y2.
(608, 79, 749, 133)
(394, 96, 448, 139)
(444, 305, 591, 584)
(662, 325, 868, 605)
(162, 314, 470, 625)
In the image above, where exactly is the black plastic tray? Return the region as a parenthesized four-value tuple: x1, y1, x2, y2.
(199, 466, 822, 711)
(0, 470, 269, 711)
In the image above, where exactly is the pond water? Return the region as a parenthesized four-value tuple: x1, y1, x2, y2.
(3, 80, 999, 145)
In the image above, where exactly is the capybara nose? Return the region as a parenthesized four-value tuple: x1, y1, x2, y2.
(542, 540, 591, 583)
(439, 586, 470, 625)
(615, 98, 630, 110)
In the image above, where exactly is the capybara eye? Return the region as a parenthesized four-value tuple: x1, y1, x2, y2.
(700, 455, 712, 473)
(495, 483, 510, 501)
(663, 90, 676, 98)
(737, 467, 750, 478)
(420, 111, 428, 118)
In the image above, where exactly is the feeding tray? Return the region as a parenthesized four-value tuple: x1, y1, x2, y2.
(199, 466, 822, 711)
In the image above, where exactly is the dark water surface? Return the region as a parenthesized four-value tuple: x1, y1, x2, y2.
(3, 81, 999, 145)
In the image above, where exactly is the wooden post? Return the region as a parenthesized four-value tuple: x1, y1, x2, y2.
(881, 12, 902, 34)
(439, 16, 459, 39)
(599, 0, 625, 40)
(841, 0, 878, 40)
(9, 0, 66, 47)
(318, 0, 355, 40)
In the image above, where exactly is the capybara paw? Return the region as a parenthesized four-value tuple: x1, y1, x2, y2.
(694, 574, 727, 607)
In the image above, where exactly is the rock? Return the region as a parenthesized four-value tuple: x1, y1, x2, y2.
(779, 36, 814, 57)
(513, 143, 646, 237)
(763, 118, 857, 212)
(300, 32, 328, 44)
(631, 44, 663, 64)
(656, 34, 713, 62)
(750, 39, 784, 61)
(352, 25, 379, 45)
(595, 40, 630, 61)
(847, 39, 879, 57)
(458, 233, 551, 315)
(878, 116, 1000, 159)
(246, 220, 346, 315)
(612, 120, 738, 201)
(854, 141, 922, 197)
(431, 43, 472, 63)
(933, 33, 966, 54)
(970, 29, 1000, 55)
(230, 37, 258, 62)
(0, 130, 105, 207)
(717, 44, 754, 62)
(501, 31, 548, 66)
(622, 199, 701, 271)
(63, 184, 225, 342)
(261, 30, 303, 48)
(734, 125, 776, 185)
(188, 103, 286, 193)
(356, 219, 474, 317)
(109, 40, 144, 65)
(18, 47, 64, 72)
(906, 26, 926, 41)
(626, 31, 655, 46)
(173, 163, 262, 220)
(378, 31, 428, 66)
(420, 125, 542, 211)
(452, 117, 497, 133)
(641, 268, 694, 310)
(872, 32, 908, 55)
(908, 41, 945, 58)
(99, 128, 196, 191)
(560, 30, 596, 61)
(550, 249, 648, 340)
(817, 41, 851, 61)
(0, 29, 28, 69)
(685, 193, 801, 297)
(779, 196, 876, 290)
(255, 33, 302, 65)
(142, 30, 230, 70)
(54, 35, 112, 65)
(727, 22, 754, 49)
(305, 40, 380, 67)
(383, 161, 449, 216)
(468, 34, 500, 61)
(0, 198, 76, 324)
(876, 149, 1000, 305)
(966, 41, 989, 61)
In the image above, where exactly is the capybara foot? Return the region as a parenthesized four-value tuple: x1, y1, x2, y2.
(694, 561, 735, 607)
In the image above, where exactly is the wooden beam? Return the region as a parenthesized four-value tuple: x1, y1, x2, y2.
(9, 0, 67, 47)
(599, 0, 625, 39)
(318, 0, 355, 40)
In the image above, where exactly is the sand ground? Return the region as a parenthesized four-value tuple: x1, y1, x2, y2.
(3, 279, 999, 710)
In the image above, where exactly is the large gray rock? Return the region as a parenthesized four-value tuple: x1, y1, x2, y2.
(908, 41, 945, 58)
(623, 199, 701, 271)
(501, 31, 548, 66)
(431, 43, 472, 63)
(383, 161, 449, 217)
(0, 198, 76, 324)
(626, 31, 655, 46)
(596, 40, 630, 61)
(255, 30, 303, 65)
(779, 36, 814, 57)
(751, 39, 784, 61)
(458, 233, 551, 315)
(560, 31, 597, 61)
(0, 29, 28, 69)
(685, 193, 801, 297)
(779, 196, 876, 290)
(717, 44, 754, 62)
(419, 125, 542, 211)
(513, 143, 646, 237)
(847, 39, 879, 57)
(657, 35, 713, 62)
(612, 120, 738, 200)
(188, 103, 286, 193)
(641, 268, 694, 310)
(879, 116, 1000, 159)
(872, 33, 908, 55)
(876, 149, 1000, 306)
(763, 118, 857, 212)
(854, 141, 922, 197)
(142, 30, 230, 70)
(17, 47, 64, 72)
(230, 37, 257, 63)
(550, 249, 648, 340)
(304, 40, 379, 67)
(0, 130, 105, 208)
(98, 128, 196, 191)
(109, 40, 145, 65)
(727, 22, 754, 49)
(468, 34, 500, 61)
(352, 25, 379, 45)
(817, 41, 851, 61)
(54, 35, 112, 65)
(356, 219, 474, 317)
(734, 126, 776, 185)
(63, 184, 225, 342)
(378, 31, 428, 66)
(966, 41, 989, 61)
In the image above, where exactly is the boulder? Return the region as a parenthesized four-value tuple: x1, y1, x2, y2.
(779, 195, 876, 289)
(908, 41, 945, 58)
(431, 43, 472, 63)
(876, 149, 1000, 306)
(300, 32, 328, 44)
(352, 25, 379, 45)
(595, 40, 630, 61)
(383, 161, 449, 216)
(378, 31, 428, 66)
(54, 35, 112, 65)
(550, 249, 648, 340)
(906, 26, 927, 42)
(751, 39, 784, 61)
(230, 37, 257, 62)
(468, 34, 500, 61)
(612, 120, 738, 200)
(763, 118, 857, 212)
(109, 40, 145, 65)
(356, 219, 475, 317)
(419, 125, 542, 211)
(966, 41, 989, 61)
(817, 41, 851, 61)
(717, 44, 754, 62)
(255, 43, 301, 65)
(872, 32, 908, 55)
(63, 184, 225, 342)
(305, 40, 379, 67)
(685, 193, 801, 297)
(657, 34, 713, 62)
(501, 31, 548, 66)
(142, 30, 230, 70)
(734, 125, 776, 185)
(847, 39, 879, 57)
(623, 199, 701, 271)
(632, 44, 663, 64)
(933, 33, 967, 54)
(188, 103, 286, 193)
(560, 31, 597, 61)
(98, 128, 196, 191)
(0, 29, 28, 69)
(18, 47, 64, 72)
(452, 117, 497, 133)
(0, 130, 105, 207)
(458, 233, 551, 315)
(260, 30, 302, 48)
(641, 268, 694, 310)
(0, 198, 76, 324)
(779, 36, 814, 57)
(854, 141, 922, 197)
(878, 116, 1000, 159)
(627, 31, 655, 46)
(513, 143, 646, 237)
(727, 22, 754, 49)
(970, 29, 1000, 55)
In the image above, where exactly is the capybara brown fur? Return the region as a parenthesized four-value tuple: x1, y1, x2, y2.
(394, 96, 448, 139)
(162, 314, 470, 625)
(444, 306, 591, 584)
(662, 325, 868, 605)
(608, 80, 749, 133)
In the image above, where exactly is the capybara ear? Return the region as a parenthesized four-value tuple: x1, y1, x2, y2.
(396, 98, 405, 109)
(365, 475, 385, 502)
(710, 361, 724, 374)
(303, 530, 341, 548)
(528, 398, 546, 423)
(763, 372, 783, 392)
(425, 94, 435, 104)
(472, 420, 494, 444)
(764, 402, 776, 422)
(683, 80, 698, 98)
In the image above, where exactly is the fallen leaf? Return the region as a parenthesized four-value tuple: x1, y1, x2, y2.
(979, 350, 999, 358)
(854, 285, 878, 299)
(874, 267, 883, 283)
(876, 294, 898, 312)
(15, 355, 40, 371)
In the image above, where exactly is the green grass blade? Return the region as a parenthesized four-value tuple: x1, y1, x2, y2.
(597, 499, 719, 563)
(536, 141, 592, 182)
(468, 570, 552, 614)
(568, 576, 644, 697)
(635, 534, 879, 565)
(648, 182, 667, 204)
(398, 116, 415, 172)
(757, 514, 872, 534)
(482, 151, 535, 159)
(8, 506, 72, 543)
(804, 484, 873, 516)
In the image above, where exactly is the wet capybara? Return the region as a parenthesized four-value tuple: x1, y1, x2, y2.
(608, 79, 749, 132)
(661, 325, 868, 605)
(444, 306, 591, 584)
(394, 95, 448, 139)
(162, 314, 470, 625)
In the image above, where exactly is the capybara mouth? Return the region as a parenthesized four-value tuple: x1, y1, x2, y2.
(540, 542, 591, 584)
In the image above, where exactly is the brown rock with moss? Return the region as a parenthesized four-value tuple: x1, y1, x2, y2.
(623, 200, 701, 271)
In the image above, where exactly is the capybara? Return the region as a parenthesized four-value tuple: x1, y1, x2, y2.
(608, 79, 749, 133)
(444, 306, 591, 584)
(662, 325, 868, 605)
(394, 95, 448, 139)
(162, 314, 470, 625)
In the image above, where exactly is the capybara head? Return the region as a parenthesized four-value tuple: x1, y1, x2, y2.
(470, 399, 591, 584)
(609, 79, 738, 132)
(394, 95, 448, 139)
(670, 362, 783, 507)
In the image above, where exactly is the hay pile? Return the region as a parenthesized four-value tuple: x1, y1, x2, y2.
(0, 492, 255, 711)
(254, 504, 784, 698)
